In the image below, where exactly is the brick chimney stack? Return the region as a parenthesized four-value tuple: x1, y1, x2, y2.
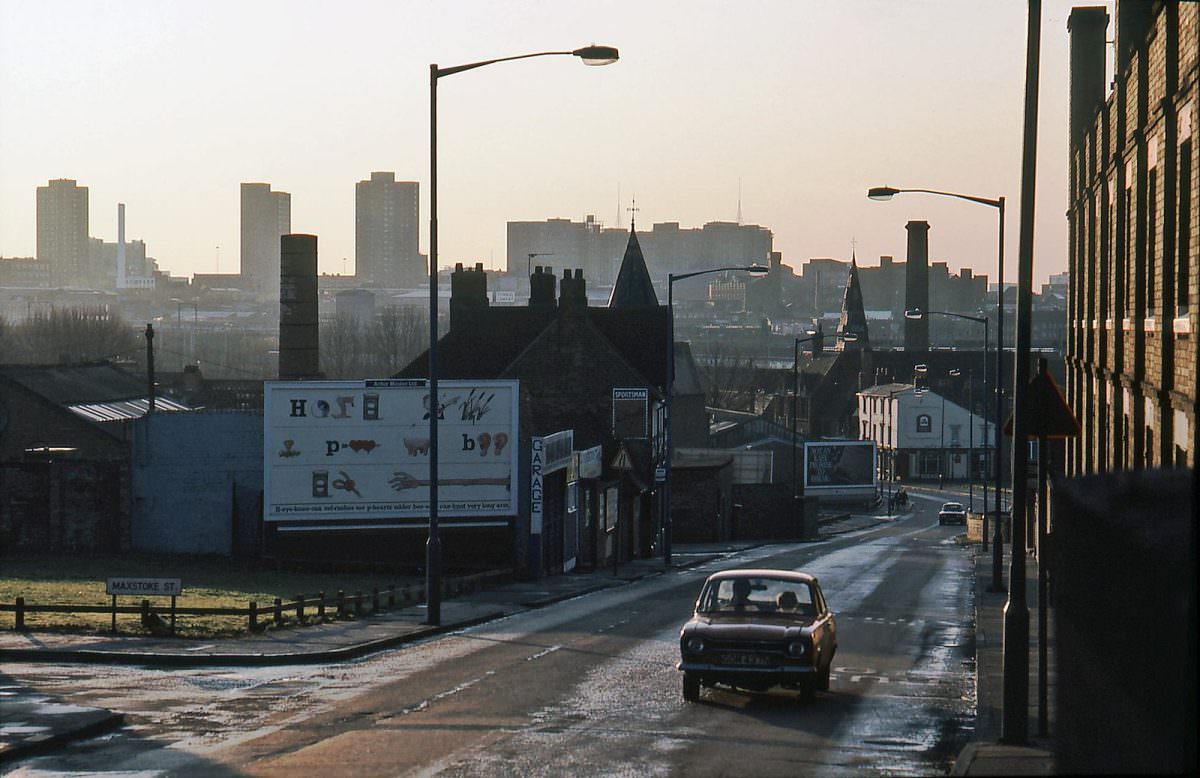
(530, 265, 557, 309)
(449, 262, 489, 331)
(904, 220, 930, 352)
(558, 268, 587, 311)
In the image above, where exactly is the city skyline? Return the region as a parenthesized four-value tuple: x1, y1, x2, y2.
(1, 1, 1112, 287)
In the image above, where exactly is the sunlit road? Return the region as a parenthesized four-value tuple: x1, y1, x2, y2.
(4, 498, 974, 777)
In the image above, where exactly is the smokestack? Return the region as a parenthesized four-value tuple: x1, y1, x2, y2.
(904, 220, 930, 352)
(279, 234, 320, 380)
(116, 203, 127, 290)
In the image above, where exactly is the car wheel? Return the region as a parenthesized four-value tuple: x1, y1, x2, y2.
(817, 661, 832, 692)
(683, 672, 700, 703)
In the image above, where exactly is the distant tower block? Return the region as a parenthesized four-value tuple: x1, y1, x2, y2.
(116, 203, 127, 289)
(279, 234, 320, 380)
(904, 220, 930, 352)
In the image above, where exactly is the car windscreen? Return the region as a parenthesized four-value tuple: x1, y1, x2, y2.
(697, 577, 815, 617)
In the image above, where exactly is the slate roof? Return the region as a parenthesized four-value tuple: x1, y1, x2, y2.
(607, 230, 659, 308)
(396, 307, 558, 380)
(0, 361, 192, 427)
(0, 362, 151, 405)
(837, 254, 871, 349)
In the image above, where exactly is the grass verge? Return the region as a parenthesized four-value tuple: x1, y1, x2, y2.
(0, 554, 421, 639)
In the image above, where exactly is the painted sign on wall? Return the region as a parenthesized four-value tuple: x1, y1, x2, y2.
(264, 379, 518, 521)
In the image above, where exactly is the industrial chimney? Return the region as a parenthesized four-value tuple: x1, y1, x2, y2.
(904, 220, 930, 352)
(116, 203, 126, 290)
(279, 234, 320, 379)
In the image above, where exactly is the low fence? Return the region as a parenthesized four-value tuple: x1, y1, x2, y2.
(0, 568, 513, 634)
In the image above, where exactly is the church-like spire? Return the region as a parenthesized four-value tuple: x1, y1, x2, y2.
(837, 252, 870, 350)
(608, 219, 659, 308)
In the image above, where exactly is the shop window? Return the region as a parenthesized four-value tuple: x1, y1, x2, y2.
(916, 414, 932, 434)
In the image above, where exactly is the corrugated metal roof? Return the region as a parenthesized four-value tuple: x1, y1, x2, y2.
(68, 397, 191, 423)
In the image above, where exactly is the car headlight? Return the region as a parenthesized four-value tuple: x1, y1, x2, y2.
(786, 640, 807, 658)
(684, 637, 705, 653)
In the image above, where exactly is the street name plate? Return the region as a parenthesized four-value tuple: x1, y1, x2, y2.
(106, 577, 183, 597)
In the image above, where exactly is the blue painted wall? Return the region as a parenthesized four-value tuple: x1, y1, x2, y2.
(131, 411, 263, 555)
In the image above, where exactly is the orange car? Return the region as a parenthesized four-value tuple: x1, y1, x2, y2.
(678, 569, 837, 702)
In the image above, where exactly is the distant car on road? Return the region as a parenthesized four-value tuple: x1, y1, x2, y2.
(677, 569, 837, 702)
(938, 501, 968, 525)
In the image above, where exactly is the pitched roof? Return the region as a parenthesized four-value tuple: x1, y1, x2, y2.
(837, 254, 870, 349)
(0, 362, 149, 404)
(607, 229, 659, 308)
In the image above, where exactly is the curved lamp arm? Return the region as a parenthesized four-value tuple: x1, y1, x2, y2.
(904, 307, 988, 325)
(436, 45, 618, 79)
(868, 186, 1001, 210)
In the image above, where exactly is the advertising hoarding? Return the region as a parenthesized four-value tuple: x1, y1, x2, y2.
(264, 379, 518, 521)
(804, 440, 878, 499)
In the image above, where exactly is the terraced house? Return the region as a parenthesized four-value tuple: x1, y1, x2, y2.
(1066, 1, 1199, 473)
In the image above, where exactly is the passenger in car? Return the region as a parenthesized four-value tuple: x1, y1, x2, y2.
(776, 590, 799, 613)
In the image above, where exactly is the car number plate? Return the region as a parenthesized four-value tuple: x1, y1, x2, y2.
(719, 652, 770, 666)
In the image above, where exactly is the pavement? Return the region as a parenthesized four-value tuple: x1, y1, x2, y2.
(0, 498, 1058, 774)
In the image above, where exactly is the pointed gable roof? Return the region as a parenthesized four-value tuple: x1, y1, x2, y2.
(837, 253, 870, 350)
(607, 228, 659, 308)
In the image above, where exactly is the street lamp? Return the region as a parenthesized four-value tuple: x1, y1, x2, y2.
(904, 307, 999, 571)
(948, 368, 976, 513)
(664, 264, 768, 566)
(427, 44, 618, 625)
(879, 385, 907, 518)
(871, 185, 1005, 592)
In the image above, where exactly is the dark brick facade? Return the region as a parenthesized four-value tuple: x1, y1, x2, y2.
(1066, 2, 1199, 473)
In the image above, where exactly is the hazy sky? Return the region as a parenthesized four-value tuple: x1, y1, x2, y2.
(0, 0, 1112, 287)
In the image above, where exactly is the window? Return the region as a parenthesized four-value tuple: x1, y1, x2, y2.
(916, 414, 932, 434)
(949, 424, 961, 446)
(1148, 164, 1158, 315)
(1179, 139, 1192, 314)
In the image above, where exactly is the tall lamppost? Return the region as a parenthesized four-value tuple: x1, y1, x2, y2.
(790, 330, 821, 499)
(949, 368, 976, 512)
(665, 264, 767, 566)
(880, 384, 907, 517)
(871, 186, 1006, 591)
(427, 44, 618, 625)
(904, 308, 996, 561)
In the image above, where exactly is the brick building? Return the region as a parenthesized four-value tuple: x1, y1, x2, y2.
(396, 229, 686, 577)
(0, 362, 190, 552)
(1065, 2, 1198, 473)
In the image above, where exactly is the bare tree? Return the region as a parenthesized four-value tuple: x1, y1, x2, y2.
(6, 306, 138, 364)
(695, 341, 760, 412)
(320, 312, 367, 379)
(368, 305, 426, 376)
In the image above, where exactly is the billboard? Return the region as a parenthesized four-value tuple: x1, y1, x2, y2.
(804, 440, 877, 498)
(264, 379, 518, 521)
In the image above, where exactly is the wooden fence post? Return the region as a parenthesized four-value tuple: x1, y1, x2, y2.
(274, 597, 282, 626)
(336, 590, 345, 618)
(354, 590, 363, 616)
(317, 591, 326, 620)
(296, 594, 305, 622)
(249, 601, 258, 631)
(15, 596, 24, 630)
(372, 587, 379, 613)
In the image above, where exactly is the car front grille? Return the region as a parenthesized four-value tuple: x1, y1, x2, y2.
(703, 638, 785, 655)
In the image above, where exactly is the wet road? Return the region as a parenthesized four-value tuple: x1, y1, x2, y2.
(4, 500, 974, 776)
